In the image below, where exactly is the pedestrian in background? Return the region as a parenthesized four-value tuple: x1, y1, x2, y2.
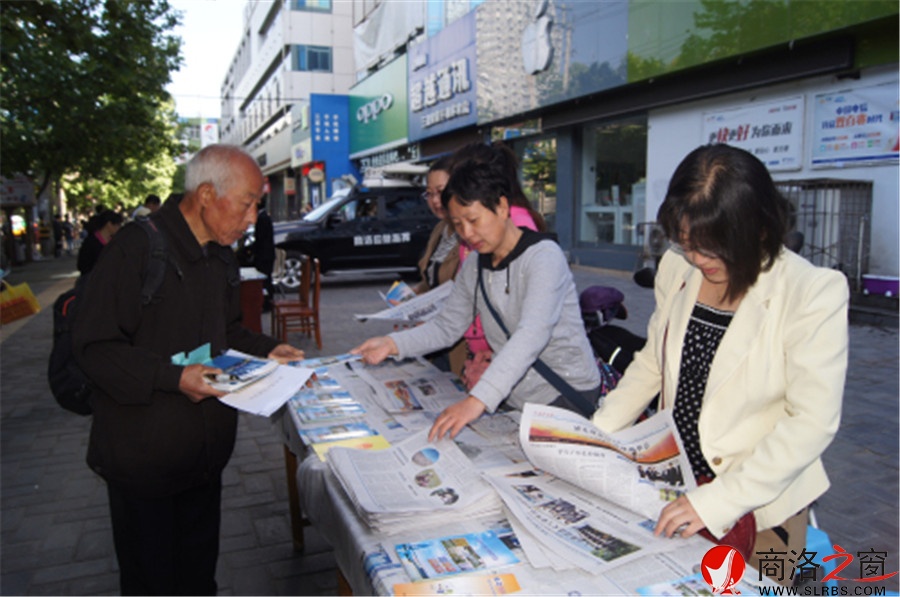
(414, 156, 465, 373)
(62, 215, 74, 255)
(132, 194, 161, 219)
(73, 144, 303, 595)
(52, 214, 64, 258)
(76, 209, 123, 276)
(592, 144, 849, 579)
(252, 196, 276, 312)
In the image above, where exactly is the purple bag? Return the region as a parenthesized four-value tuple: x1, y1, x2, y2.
(580, 286, 628, 328)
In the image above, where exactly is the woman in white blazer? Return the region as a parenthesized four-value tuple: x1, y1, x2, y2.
(592, 144, 849, 579)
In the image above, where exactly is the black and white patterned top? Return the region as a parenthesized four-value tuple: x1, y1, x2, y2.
(672, 303, 735, 480)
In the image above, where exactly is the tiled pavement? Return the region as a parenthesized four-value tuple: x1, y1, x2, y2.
(1, 254, 897, 595)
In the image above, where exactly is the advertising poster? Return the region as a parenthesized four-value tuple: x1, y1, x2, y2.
(310, 94, 359, 196)
(811, 81, 899, 167)
(349, 55, 409, 158)
(702, 96, 804, 171)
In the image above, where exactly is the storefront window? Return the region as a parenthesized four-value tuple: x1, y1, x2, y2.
(577, 116, 647, 246)
(514, 136, 558, 233)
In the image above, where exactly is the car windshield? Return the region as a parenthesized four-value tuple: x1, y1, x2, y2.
(303, 194, 347, 222)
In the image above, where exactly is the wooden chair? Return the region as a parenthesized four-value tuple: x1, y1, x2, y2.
(272, 257, 321, 349)
(270, 255, 309, 331)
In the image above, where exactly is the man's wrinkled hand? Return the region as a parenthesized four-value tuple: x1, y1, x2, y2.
(268, 343, 304, 363)
(180, 364, 228, 403)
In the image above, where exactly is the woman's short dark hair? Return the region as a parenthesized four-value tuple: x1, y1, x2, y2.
(657, 144, 789, 302)
(441, 158, 510, 213)
(85, 209, 124, 234)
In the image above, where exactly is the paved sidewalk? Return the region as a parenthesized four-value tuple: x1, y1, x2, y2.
(1, 255, 897, 595)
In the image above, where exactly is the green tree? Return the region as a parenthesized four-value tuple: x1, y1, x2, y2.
(0, 0, 184, 202)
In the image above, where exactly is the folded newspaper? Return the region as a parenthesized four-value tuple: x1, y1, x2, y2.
(355, 281, 453, 323)
(326, 428, 503, 535)
(519, 404, 696, 520)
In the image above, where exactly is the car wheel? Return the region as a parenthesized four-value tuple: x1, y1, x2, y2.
(279, 253, 305, 290)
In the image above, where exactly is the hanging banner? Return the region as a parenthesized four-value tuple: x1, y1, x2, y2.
(811, 81, 899, 168)
(702, 96, 804, 171)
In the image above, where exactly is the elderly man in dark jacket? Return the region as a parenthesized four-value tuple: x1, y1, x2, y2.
(73, 144, 303, 595)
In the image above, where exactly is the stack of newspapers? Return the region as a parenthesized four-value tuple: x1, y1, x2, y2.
(326, 428, 503, 535)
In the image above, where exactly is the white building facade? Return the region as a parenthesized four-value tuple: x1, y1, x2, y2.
(219, 0, 355, 220)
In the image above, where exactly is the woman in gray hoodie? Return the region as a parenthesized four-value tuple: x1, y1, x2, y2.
(352, 154, 600, 441)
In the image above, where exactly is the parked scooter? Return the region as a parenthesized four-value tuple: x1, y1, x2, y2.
(579, 285, 646, 376)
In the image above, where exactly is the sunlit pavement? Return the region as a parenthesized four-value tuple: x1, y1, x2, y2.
(1, 255, 897, 595)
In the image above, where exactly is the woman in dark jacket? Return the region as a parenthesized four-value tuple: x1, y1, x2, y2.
(77, 209, 124, 276)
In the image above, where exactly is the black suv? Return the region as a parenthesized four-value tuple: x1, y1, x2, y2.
(273, 181, 436, 287)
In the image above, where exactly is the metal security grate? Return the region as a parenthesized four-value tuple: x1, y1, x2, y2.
(776, 179, 873, 292)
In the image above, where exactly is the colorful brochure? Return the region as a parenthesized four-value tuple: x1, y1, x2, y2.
(395, 530, 519, 581)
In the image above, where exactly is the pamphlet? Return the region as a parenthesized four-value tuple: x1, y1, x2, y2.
(203, 349, 313, 416)
(291, 353, 362, 368)
(206, 349, 279, 392)
(394, 530, 520, 581)
(298, 422, 379, 446)
(381, 280, 417, 306)
(311, 434, 392, 461)
(293, 401, 367, 426)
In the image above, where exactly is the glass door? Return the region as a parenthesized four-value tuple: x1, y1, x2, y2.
(578, 116, 647, 246)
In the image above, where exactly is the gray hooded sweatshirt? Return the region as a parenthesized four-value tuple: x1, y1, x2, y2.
(391, 230, 600, 412)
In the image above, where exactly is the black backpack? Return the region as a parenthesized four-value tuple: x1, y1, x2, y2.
(48, 218, 169, 415)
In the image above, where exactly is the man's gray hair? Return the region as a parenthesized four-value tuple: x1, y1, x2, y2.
(184, 144, 257, 195)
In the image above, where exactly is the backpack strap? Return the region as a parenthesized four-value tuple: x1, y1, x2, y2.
(477, 261, 598, 417)
(133, 217, 173, 305)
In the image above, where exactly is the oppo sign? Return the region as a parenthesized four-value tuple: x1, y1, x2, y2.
(356, 93, 394, 124)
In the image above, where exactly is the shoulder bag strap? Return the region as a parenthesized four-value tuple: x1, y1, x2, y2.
(477, 262, 597, 416)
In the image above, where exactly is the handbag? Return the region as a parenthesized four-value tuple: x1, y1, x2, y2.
(477, 263, 604, 417)
(1, 279, 41, 324)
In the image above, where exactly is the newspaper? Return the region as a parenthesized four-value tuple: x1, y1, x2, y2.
(326, 428, 502, 534)
(355, 281, 453, 322)
(483, 462, 689, 575)
(519, 404, 695, 520)
(349, 357, 466, 414)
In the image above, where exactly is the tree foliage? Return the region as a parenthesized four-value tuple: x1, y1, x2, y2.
(0, 0, 184, 205)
